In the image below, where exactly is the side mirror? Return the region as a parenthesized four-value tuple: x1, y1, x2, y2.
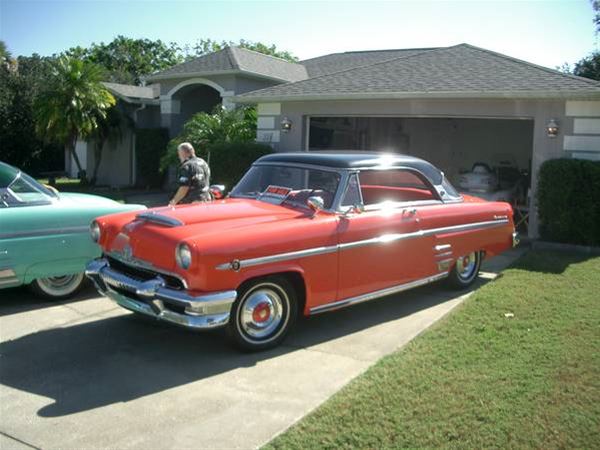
(209, 184, 226, 200)
(342, 204, 364, 216)
(306, 196, 325, 215)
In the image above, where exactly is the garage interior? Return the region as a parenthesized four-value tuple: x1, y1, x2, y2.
(308, 116, 534, 232)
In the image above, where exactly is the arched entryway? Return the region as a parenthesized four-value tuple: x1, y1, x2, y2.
(161, 77, 235, 136)
(171, 84, 222, 134)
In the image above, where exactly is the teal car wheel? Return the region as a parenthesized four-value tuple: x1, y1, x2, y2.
(29, 273, 86, 299)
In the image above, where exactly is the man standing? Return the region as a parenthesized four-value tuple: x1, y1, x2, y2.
(169, 142, 211, 206)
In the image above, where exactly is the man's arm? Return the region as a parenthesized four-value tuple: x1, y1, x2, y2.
(169, 186, 190, 206)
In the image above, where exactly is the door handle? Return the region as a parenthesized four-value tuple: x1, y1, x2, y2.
(403, 208, 417, 216)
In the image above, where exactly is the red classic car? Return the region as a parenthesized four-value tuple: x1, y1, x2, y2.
(86, 152, 518, 351)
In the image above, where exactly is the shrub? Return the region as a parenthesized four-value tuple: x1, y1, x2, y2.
(206, 141, 272, 189)
(537, 158, 600, 246)
(135, 127, 170, 188)
(160, 106, 257, 171)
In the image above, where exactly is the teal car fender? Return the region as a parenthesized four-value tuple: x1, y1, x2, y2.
(0, 192, 145, 288)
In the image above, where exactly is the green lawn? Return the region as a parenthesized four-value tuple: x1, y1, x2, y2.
(266, 250, 600, 449)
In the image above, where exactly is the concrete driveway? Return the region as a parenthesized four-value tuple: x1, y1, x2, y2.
(0, 248, 525, 450)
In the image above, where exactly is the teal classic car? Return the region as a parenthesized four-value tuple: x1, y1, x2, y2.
(0, 161, 145, 298)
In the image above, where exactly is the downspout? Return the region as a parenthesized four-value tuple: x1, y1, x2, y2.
(131, 102, 147, 186)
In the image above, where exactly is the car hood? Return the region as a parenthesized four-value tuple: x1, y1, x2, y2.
(101, 198, 309, 268)
(57, 192, 125, 207)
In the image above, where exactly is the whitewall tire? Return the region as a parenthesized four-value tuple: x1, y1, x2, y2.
(29, 273, 86, 299)
(227, 276, 298, 352)
(447, 251, 482, 289)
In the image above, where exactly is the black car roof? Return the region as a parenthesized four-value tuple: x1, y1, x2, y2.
(256, 151, 443, 185)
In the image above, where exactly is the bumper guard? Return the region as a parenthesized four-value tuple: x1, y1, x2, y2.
(85, 258, 236, 330)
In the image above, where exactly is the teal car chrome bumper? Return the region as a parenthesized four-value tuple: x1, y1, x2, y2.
(85, 258, 237, 330)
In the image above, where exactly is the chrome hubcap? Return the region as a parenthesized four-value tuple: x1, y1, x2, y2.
(240, 286, 285, 340)
(456, 252, 477, 280)
(36, 273, 84, 296)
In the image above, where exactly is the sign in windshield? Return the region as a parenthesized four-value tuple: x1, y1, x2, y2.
(231, 165, 341, 209)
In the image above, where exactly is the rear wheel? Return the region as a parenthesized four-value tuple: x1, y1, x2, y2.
(29, 273, 86, 299)
(227, 276, 297, 352)
(447, 251, 482, 289)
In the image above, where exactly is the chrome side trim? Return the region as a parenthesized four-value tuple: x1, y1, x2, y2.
(434, 244, 452, 252)
(338, 231, 424, 251)
(309, 272, 449, 314)
(216, 218, 509, 271)
(424, 219, 509, 237)
(0, 267, 19, 287)
(437, 258, 454, 271)
(216, 245, 338, 271)
(136, 211, 183, 227)
(0, 226, 89, 240)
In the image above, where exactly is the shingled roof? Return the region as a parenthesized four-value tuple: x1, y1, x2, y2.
(102, 82, 159, 102)
(147, 46, 308, 83)
(300, 48, 438, 77)
(236, 44, 600, 102)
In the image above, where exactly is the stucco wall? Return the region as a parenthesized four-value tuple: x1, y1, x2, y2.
(255, 98, 568, 238)
(85, 130, 134, 187)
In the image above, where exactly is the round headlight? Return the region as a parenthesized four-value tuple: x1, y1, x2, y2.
(176, 243, 192, 270)
(90, 221, 101, 243)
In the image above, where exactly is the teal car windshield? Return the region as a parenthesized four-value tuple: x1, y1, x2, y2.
(0, 162, 57, 208)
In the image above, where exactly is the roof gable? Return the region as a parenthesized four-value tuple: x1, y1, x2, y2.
(147, 46, 308, 83)
(237, 44, 600, 101)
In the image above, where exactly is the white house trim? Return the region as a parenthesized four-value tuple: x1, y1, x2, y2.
(165, 77, 228, 98)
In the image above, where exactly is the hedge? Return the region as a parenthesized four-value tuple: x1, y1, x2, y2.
(135, 128, 170, 188)
(537, 158, 600, 246)
(205, 142, 273, 189)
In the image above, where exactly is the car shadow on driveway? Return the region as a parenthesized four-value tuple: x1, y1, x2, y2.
(0, 284, 99, 317)
(0, 278, 490, 418)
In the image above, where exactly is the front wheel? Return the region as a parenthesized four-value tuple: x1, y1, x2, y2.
(29, 273, 86, 299)
(447, 251, 482, 289)
(227, 276, 297, 352)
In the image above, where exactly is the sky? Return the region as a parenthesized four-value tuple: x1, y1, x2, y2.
(0, 0, 597, 69)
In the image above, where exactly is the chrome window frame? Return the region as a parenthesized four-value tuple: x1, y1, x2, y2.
(350, 166, 445, 212)
(230, 162, 348, 214)
(1, 172, 56, 208)
(232, 161, 463, 215)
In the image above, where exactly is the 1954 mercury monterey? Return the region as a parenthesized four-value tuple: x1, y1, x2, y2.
(86, 152, 518, 351)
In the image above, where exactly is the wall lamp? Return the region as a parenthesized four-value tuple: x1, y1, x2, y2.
(281, 116, 292, 133)
(546, 118, 559, 138)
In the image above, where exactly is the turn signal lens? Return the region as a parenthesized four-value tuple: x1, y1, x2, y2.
(90, 221, 101, 243)
(176, 243, 192, 270)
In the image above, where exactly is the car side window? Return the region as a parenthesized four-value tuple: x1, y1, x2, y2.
(358, 169, 439, 207)
(340, 173, 362, 208)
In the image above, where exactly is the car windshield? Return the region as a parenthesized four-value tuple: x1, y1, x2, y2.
(0, 163, 56, 207)
(230, 165, 341, 210)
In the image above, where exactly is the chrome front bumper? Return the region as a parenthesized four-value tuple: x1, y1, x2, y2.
(85, 258, 237, 330)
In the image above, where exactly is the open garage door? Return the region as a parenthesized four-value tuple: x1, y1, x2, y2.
(308, 116, 533, 231)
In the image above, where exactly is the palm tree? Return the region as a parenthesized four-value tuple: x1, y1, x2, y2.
(34, 57, 115, 179)
(89, 106, 132, 185)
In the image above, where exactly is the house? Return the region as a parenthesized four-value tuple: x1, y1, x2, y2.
(73, 43, 600, 237)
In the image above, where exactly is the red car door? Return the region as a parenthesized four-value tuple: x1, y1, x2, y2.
(335, 170, 440, 301)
